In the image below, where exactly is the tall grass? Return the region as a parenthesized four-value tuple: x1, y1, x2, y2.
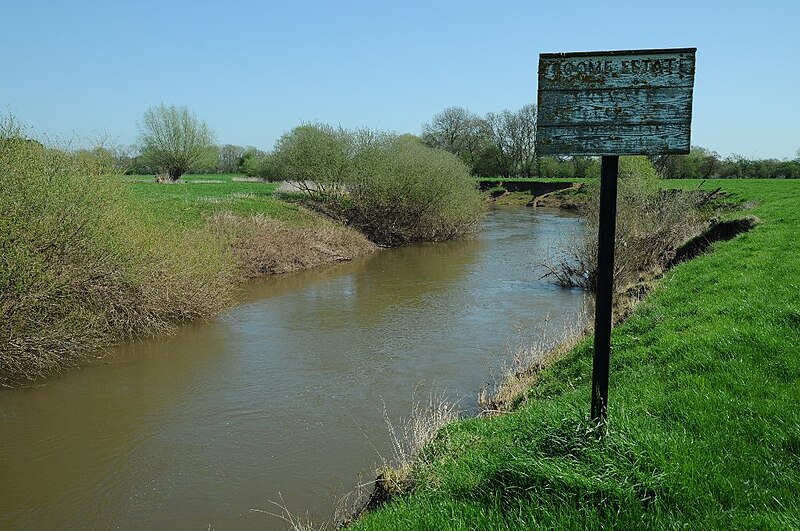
(0, 119, 235, 386)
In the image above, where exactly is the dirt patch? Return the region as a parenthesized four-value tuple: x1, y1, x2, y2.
(531, 183, 584, 209)
(209, 211, 377, 278)
(670, 216, 760, 266)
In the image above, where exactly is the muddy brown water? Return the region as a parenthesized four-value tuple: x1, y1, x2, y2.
(0, 207, 586, 530)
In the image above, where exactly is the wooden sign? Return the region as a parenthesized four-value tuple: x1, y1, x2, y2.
(536, 48, 696, 156)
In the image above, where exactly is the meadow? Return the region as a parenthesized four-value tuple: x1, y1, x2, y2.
(123, 174, 309, 227)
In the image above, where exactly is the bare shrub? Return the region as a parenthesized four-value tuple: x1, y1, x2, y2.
(543, 158, 708, 296)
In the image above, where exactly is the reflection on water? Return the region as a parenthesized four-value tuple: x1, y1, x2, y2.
(0, 207, 585, 530)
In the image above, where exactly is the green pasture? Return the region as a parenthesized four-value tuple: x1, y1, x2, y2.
(124, 173, 307, 226)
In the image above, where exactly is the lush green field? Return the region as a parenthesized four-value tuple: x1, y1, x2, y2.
(477, 177, 590, 184)
(124, 173, 309, 226)
(351, 179, 800, 529)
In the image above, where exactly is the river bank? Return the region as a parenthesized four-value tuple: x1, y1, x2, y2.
(349, 179, 800, 529)
(126, 174, 379, 277)
(0, 171, 378, 387)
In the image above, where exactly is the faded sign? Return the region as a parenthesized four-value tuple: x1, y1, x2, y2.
(536, 48, 696, 156)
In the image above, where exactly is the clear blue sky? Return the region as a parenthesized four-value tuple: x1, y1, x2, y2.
(2, 0, 798, 159)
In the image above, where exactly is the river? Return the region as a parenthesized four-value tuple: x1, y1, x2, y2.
(0, 207, 586, 530)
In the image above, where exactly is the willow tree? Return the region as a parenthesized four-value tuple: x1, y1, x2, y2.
(137, 104, 217, 181)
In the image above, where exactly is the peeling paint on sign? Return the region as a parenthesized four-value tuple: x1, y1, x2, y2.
(536, 48, 696, 156)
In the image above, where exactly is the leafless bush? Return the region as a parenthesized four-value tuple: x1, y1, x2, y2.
(543, 184, 708, 296)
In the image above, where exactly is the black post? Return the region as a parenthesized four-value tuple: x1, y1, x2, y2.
(591, 155, 619, 422)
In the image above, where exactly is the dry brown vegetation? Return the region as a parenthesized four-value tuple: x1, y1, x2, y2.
(209, 211, 376, 277)
(478, 311, 589, 414)
(542, 159, 720, 301)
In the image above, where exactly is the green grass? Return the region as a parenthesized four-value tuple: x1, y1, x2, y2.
(124, 173, 309, 226)
(351, 179, 800, 529)
(477, 176, 589, 184)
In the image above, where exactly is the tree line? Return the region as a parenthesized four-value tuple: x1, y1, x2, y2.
(422, 105, 800, 179)
(47, 104, 800, 179)
(108, 142, 263, 176)
(652, 146, 800, 179)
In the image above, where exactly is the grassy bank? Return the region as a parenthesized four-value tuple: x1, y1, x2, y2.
(124, 173, 378, 277)
(124, 174, 308, 227)
(350, 179, 800, 529)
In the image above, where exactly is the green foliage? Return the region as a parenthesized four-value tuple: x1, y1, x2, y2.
(241, 151, 281, 181)
(73, 146, 117, 176)
(537, 156, 579, 179)
(0, 118, 235, 385)
(350, 179, 800, 529)
(248, 123, 484, 246)
(655, 146, 800, 179)
(137, 104, 217, 181)
(266, 123, 352, 192)
(346, 135, 485, 246)
(618, 155, 659, 195)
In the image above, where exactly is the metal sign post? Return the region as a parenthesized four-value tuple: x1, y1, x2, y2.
(592, 155, 618, 420)
(536, 48, 696, 422)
